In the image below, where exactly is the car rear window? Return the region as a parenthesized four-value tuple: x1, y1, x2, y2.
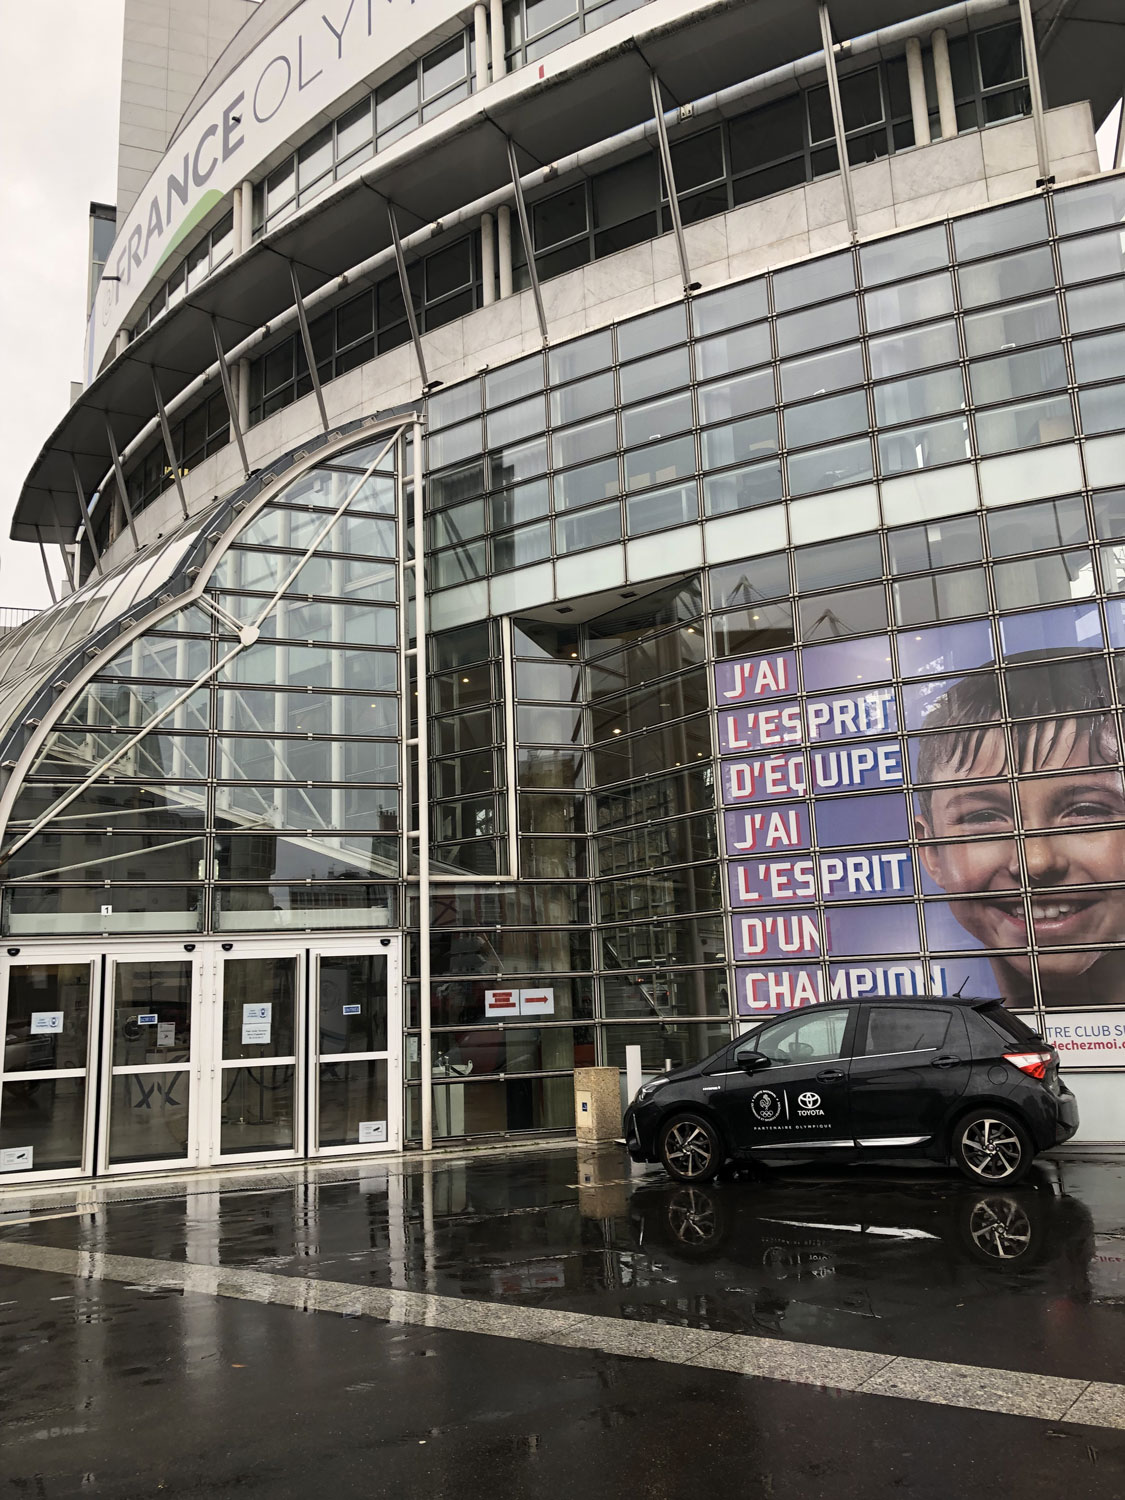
(975, 1003, 1042, 1044)
(862, 1006, 950, 1054)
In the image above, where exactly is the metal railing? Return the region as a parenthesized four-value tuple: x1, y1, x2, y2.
(0, 607, 41, 634)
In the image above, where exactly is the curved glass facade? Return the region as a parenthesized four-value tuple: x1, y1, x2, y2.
(0, 434, 402, 936)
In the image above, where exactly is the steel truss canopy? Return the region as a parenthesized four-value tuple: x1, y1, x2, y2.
(13, 0, 1121, 544)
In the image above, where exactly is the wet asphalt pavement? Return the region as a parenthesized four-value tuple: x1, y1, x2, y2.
(1, 1146, 1123, 1498)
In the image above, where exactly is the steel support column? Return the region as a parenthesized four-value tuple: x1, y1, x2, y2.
(46, 494, 77, 593)
(387, 203, 432, 390)
(649, 72, 698, 292)
(497, 204, 514, 298)
(210, 318, 251, 477)
(489, 0, 506, 79)
(411, 420, 434, 1151)
(289, 262, 331, 433)
(1016, 0, 1052, 184)
(931, 28, 958, 139)
(104, 416, 140, 550)
(818, 2, 859, 240)
(505, 137, 548, 343)
(481, 211, 497, 305)
(71, 459, 103, 575)
(34, 528, 58, 605)
(906, 37, 931, 147)
(473, 2, 489, 88)
(150, 369, 190, 519)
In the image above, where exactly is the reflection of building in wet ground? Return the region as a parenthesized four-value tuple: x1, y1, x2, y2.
(1, 1146, 1124, 1493)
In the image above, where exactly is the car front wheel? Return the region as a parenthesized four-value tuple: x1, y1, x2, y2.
(952, 1109, 1032, 1185)
(659, 1113, 722, 1183)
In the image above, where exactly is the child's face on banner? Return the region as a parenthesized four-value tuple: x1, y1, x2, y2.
(916, 718, 1125, 984)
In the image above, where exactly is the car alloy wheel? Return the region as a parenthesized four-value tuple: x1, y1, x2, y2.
(660, 1115, 720, 1182)
(967, 1196, 1033, 1259)
(666, 1186, 719, 1247)
(960, 1117, 1024, 1181)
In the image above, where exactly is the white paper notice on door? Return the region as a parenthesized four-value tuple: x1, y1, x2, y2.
(484, 988, 520, 1019)
(358, 1120, 387, 1143)
(0, 1146, 32, 1171)
(242, 1002, 272, 1045)
(157, 1022, 176, 1048)
(30, 1012, 63, 1034)
(519, 988, 555, 1017)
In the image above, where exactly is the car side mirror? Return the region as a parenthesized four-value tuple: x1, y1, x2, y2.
(738, 1051, 769, 1073)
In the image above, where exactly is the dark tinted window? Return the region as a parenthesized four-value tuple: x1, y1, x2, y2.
(863, 1006, 950, 1054)
(974, 1003, 1042, 1045)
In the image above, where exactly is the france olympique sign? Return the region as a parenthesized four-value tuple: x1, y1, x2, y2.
(87, 0, 466, 379)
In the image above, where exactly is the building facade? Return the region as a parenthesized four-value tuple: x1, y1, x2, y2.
(3, 0, 1125, 1183)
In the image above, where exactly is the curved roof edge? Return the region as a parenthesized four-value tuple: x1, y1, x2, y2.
(0, 406, 418, 811)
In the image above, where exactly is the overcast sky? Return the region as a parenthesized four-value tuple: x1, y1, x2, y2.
(0, 0, 125, 609)
(0, 4, 1119, 614)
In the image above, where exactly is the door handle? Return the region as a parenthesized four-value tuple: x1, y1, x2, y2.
(931, 1055, 961, 1069)
(816, 1068, 844, 1082)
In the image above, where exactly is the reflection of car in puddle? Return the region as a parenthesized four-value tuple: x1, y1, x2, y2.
(761, 1244, 834, 1281)
(631, 1166, 1095, 1327)
(965, 1196, 1034, 1260)
(646, 1179, 1067, 1267)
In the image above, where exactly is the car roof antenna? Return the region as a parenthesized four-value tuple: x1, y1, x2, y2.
(952, 977, 969, 998)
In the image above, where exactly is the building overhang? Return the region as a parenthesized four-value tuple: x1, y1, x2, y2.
(12, 0, 1123, 545)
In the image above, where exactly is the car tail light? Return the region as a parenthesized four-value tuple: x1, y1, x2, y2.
(1004, 1051, 1052, 1080)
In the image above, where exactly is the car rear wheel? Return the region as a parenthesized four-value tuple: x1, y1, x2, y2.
(659, 1113, 722, 1183)
(952, 1109, 1032, 1185)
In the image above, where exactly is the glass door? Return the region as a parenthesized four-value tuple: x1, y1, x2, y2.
(100, 950, 200, 1174)
(311, 939, 401, 1155)
(211, 946, 303, 1164)
(0, 952, 98, 1182)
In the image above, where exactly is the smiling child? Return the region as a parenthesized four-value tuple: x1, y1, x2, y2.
(913, 650, 1125, 1008)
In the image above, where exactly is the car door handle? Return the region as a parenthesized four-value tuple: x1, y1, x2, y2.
(931, 1055, 962, 1069)
(816, 1068, 845, 1082)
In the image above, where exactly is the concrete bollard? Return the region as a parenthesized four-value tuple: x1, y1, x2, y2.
(574, 1066, 623, 1143)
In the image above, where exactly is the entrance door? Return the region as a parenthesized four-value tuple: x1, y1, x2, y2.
(311, 940, 402, 1155)
(0, 953, 98, 1182)
(210, 945, 304, 1165)
(0, 936, 403, 1182)
(99, 949, 201, 1174)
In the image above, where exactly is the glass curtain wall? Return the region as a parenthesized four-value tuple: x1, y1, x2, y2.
(9, 177, 1125, 1144)
(0, 438, 404, 938)
(405, 174, 1125, 1137)
(405, 581, 732, 1139)
(123, 23, 1030, 494)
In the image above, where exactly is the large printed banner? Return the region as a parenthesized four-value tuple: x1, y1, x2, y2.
(716, 607, 1125, 1017)
(86, 0, 466, 379)
(1042, 1011, 1125, 1067)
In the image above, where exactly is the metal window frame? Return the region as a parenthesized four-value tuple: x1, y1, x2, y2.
(0, 425, 409, 869)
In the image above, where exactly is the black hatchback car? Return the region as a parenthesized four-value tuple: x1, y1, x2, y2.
(624, 997, 1078, 1185)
